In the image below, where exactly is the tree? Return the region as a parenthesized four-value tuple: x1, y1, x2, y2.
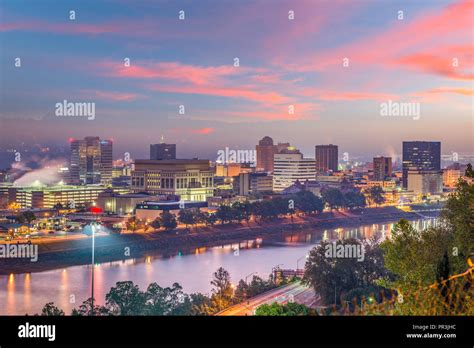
(126, 216, 139, 232)
(71, 298, 110, 316)
(233, 279, 249, 303)
(40, 302, 65, 316)
(255, 302, 312, 316)
(322, 188, 346, 209)
(178, 209, 195, 229)
(380, 219, 452, 290)
(343, 191, 366, 209)
(150, 218, 161, 230)
(16, 211, 36, 224)
(304, 238, 391, 305)
(206, 213, 217, 226)
(295, 191, 324, 214)
(366, 186, 385, 206)
(160, 211, 177, 230)
(105, 281, 146, 315)
(189, 293, 216, 316)
(145, 282, 188, 315)
(210, 267, 234, 311)
(216, 205, 233, 224)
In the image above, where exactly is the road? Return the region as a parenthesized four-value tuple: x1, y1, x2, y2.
(217, 281, 320, 316)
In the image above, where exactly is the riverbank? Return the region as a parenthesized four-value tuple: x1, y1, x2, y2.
(0, 206, 441, 275)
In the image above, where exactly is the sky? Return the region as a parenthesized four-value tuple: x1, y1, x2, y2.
(0, 0, 473, 162)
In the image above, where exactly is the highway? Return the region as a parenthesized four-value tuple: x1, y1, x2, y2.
(217, 281, 319, 316)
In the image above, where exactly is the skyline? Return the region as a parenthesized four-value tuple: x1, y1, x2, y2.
(0, 0, 473, 160)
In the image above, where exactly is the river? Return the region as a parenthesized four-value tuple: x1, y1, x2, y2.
(0, 218, 437, 315)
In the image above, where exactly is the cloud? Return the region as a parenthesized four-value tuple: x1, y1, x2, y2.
(190, 127, 214, 135)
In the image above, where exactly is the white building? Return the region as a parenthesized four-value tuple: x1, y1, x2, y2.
(273, 153, 316, 192)
(407, 170, 443, 195)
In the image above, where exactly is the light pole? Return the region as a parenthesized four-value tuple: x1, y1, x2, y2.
(296, 254, 309, 272)
(91, 223, 95, 316)
(245, 272, 257, 284)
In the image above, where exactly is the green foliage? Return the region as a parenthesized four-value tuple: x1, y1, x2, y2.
(304, 238, 391, 305)
(40, 302, 65, 316)
(16, 210, 36, 224)
(178, 208, 195, 228)
(210, 267, 234, 311)
(105, 281, 146, 315)
(159, 211, 177, 230)
(216, 204, 234, 224)
(322, 188, 346, 209)
(365, 186, 386, 206)
(150, 217, 161, 229)
(255, 302, 312, 316)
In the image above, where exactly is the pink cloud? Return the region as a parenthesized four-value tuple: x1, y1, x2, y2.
(93, 90, 140, 101)
(190, 127, 214, 135)
(300, 89, 399, 102)
(276, 0, 473, 81)
(99, 61, 240, 85)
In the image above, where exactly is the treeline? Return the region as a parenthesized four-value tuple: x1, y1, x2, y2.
(127, 187, 382, 232)
(39, 267, 279, 316)
(303, 164, 474, 315)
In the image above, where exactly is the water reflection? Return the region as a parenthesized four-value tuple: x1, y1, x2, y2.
(0, 218, 437, 315)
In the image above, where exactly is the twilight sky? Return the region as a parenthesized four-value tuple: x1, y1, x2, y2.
(0, 0, 473, 161)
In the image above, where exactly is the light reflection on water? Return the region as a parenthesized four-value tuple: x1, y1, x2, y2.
(0, 219, 437, 315)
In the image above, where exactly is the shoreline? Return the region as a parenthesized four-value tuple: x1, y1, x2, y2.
(0, 207, 440, 275)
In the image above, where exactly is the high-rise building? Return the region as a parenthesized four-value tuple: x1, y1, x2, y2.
(256, 136, 276, 173)
(315, 144, 338, 172)
(131, 159, 214, 201)
(373, 156, 392, 180)
(69, 137, 113, 186)
(407, 170, 443, 195)
(402, 141, 441, 189)
(150, 143, 176, 160)
(273, 153, 316, 192)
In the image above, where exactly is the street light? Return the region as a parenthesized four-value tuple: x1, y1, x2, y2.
(245, 272, 258, 284)
(296, 254, 309, 271)
(91, 222, 96, 316)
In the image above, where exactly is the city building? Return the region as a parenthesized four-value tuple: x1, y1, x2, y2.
(135, 200, 208, 221)
(69, 137, 113, 186)
(97, 191, 162, 215)
(150, 142, 176, 160)
(273, 153, 316, 192)
(407, 170, 443, 195)
(402, 141, 441, 189)
(256, 136, 294, 173)
(131, 159, 214, 201)
(315, 144, 338, 173)
(443, 168, 462, 189)
(0, 183, 129, 209)
(256, 136, 276, 173)
(373, 156, 392, 180)
(237, 172, 273, 196)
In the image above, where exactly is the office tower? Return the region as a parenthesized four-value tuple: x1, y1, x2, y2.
(256, 136, 276, 173)
(407, 170, 443, 195)
(131, 159, 214, 201)
(402, 141, 441, 189)
(69, 137, 113, 186)
(150, 143, 176, 160)
(373, 156, 393, 180)
(315, 144, 338, 172)
(273, 153, 316, 192)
